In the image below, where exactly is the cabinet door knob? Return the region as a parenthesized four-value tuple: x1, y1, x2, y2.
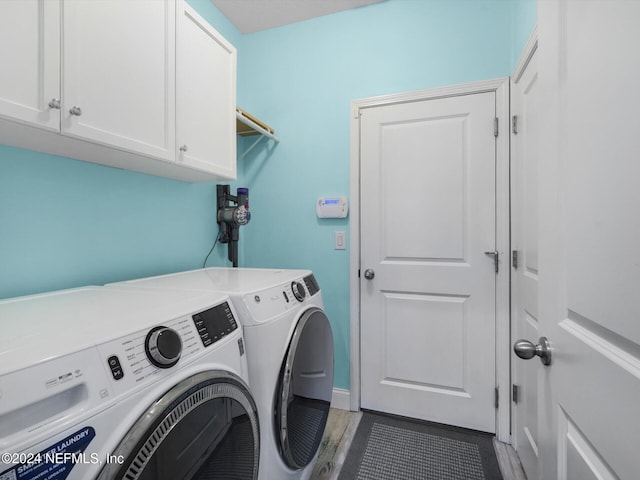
(69, 106, 83, 116)
(48, 98, 61, 109)
(179, 145, 188, 152)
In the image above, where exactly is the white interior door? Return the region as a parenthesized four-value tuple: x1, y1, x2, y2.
(510, 47, 540, 479)
(532, 1, 640, 479)
(360, 90, 498, 433)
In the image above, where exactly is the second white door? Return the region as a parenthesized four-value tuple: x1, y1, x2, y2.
(360, 89, 498, 433)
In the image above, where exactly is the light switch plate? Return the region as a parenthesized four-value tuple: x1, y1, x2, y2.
(335, 231, 346, 250)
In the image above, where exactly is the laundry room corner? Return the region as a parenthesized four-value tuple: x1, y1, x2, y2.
(232, 0, 515, 399)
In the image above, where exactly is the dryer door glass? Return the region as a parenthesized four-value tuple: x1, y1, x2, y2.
(98, 371, 259, 480)
(276, 307, 334, 470)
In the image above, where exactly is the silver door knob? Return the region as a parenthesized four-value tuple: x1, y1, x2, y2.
(69, 106, 82, 116)
(179, 145, 188, 152)
(514, 337, 551, 366)
(48, 98, 61, 109)
(364, 269, 375, 280)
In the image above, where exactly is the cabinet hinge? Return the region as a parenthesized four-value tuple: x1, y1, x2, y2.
(512, 115, 519, 135)
(512, 384, 520, 404)
(495, 387, 499, 409)
(494, 117, 499, 137)
(512, 250, 518, 269)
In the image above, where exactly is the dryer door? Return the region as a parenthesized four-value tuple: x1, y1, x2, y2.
(98, 370, 259, 480)
(276, 307, 334, 470)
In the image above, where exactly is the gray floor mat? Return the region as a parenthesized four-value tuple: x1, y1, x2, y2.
(338, 411, 503, 480)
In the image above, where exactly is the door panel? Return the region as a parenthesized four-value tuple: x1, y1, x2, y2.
(537, 1, 640, 479)
(177, 5, 236, 177)
(382, 115, 466, 260)
(384, 292, 466, 389)
(0, 0, 60, 131)
(510, 47, 540, 479)
(62, 0, 175, 160)
(360, 91, 497, 433)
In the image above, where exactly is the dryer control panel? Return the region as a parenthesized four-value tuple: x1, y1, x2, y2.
(242, 274, 321, 323)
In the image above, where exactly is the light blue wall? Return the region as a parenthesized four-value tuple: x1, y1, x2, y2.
(511, 0, 537, 67)
(0, 146, 220, 298)
(1, 0, 536, 391)
(235, 0, 521, 390)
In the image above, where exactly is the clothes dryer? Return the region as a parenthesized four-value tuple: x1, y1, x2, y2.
(0, 285, 260, 480)
(112, 268, 335, 480)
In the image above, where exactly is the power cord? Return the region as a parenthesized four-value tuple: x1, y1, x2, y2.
(202, 225, 222, 268)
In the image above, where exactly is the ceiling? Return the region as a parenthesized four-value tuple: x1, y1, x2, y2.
(211, 0, 384, 34)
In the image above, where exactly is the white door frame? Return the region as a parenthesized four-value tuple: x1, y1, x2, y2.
(349, 77, 511, 443)
(510, 27, 539, 472)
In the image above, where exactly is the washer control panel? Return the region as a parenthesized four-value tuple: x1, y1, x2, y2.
(98, 301, 239, 396)
(192, 301, 237, 347)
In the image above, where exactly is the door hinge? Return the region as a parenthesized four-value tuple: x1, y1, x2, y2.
(353, 107, 361, 119)
(512, 250, 518, 269)
(512, 115, 518, 135)
(494, 117, 499, 137)
(495, 387, 499, 409)
(512, 384, 520, 404)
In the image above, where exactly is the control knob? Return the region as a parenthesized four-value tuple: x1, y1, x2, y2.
(145, 326, 182, 369)
(291, 281, 306, 302)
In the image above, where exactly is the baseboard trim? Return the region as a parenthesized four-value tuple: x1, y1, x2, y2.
(331, 388, 351, 411)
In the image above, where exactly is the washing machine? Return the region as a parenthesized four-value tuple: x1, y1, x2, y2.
(0, 285, 260, 480)
(111, 268, 334, 480)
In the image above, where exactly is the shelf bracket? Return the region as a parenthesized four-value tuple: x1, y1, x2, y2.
(236, 108, 279, 160)
(239, 134, 267, 161)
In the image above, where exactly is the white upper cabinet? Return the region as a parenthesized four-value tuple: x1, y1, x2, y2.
(0, 0, 60, 132)
(177, 4, 236, 178)
(61, 0, 176, 161)
(0, 0, 237, 182)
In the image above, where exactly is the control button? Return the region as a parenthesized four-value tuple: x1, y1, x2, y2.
(291, 281, 306, 302)
(145, 327, 182, 369)
(108, 355, 124, 380)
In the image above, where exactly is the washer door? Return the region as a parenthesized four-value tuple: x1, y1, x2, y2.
(276, 307, 334, 470)
(98, 370, 259, 480)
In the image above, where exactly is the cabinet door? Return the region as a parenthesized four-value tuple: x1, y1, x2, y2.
(0, 0, 60, 131)
(61, 0, 175, 161)
(177, 4, 236, 178)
